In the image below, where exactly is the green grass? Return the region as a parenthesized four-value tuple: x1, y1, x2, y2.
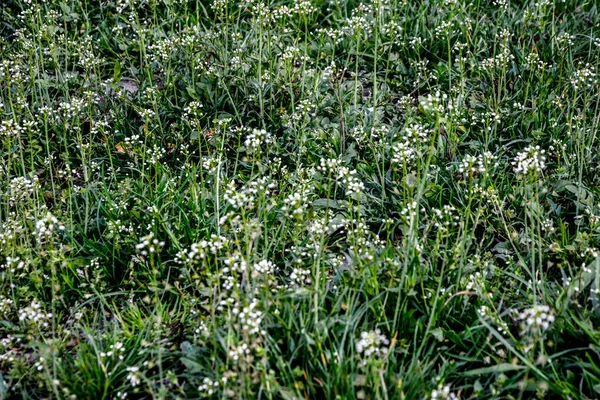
(1, 0, 600, 398)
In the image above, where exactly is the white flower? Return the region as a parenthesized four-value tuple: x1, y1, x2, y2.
(9, 176, 38, 204)
(244, 128, 273, 153)
(135, 232, 165, 256)
(35, 213, 65, 243)
(253, 260, 275, 275)
(431, 384, 457, 400)
(282, 190, 309, 217)
(198, 377, 219, 395)
(517, 304, 555, 334)
(337, 167, 364, 197)
(512, 145, 546, 176)
(126, 367, 141, 387)
(355, 329, 389, 360)
(18, 301, 52, 328)
(391, 141, 416, 166)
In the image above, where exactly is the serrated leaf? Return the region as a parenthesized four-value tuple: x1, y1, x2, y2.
(119, 80, 138, 94)
(186, 85, 198, 99)
(180, 357, 203, 373)
(180, 341, 195, 356)
(430, 327, 444, 342)
(341, 143, 357, 163)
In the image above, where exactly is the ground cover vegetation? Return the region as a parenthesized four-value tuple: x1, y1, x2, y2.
(1, 0, 600, 398)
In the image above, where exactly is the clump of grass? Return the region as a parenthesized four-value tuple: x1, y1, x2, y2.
(1, 0, 600, 398)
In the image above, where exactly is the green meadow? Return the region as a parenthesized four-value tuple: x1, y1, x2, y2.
(1, 0, 600, 398)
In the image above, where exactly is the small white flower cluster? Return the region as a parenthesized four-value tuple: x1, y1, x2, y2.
(467, 184, 502, 207)
(290, 266, 311, 286)
(271, 0, 317, 20)
(244, 128, 273, 153)
(478, 306, 510, 336)
(337, 166, 365, 198)
(345, 219, 384, 257)
(0, 214, 24, 247)
(211, 0, 227, 14)
(404, 123, 431, 143)
(0, 119, 25, 137)
(138, 108, 156, 120)
(2, 256, 26, 273)
(76, 36, 103, 70)
(517, 304, 555, 335)
(100, 342, 125, 360)
(480, 46, 515, 70)
(391, 141, 417, 166)
(343, 15, 372, 36)
(35, 213, 65, 243)
(583, 247, 599, 258)
(282, 190, 310, 218)
(431, 205, 460, 230)
(9, 176, 38, 204)
(555, 32, 575, 49)
(570, 62, 596, 90)
(252, 260, 275, 277)
(194, 319, 210, 337)
(355, 329, 389, 363)
(434, 20, 455, 38)
(221, 273, 238, 292)
(465, 272, 482, 291)
(201, 156, 220, 174)
(512, 145, 546, 176)
(228, 343, 251, 361)
(183, 101, 204, 129)
(381, 20, 403, 37)
(115, 390, 128, 400)
(126, 366, 141, 387)
(0, 296, 14, 315)
(279, 46, 310, 64)
(18, 301, 52, 328)
(540, 217, 555, 233)
(289, 0, 317, 16)
(524, 52, 549, 72)
(231, 297, 265, 336)
(145, 143, 166, 165)
(492, 0, 508, 10)
(421, 91, 459, 114)
(224, 178, 276, 210)
(124, 133, 143, 147)
(317, 158, 342, 175)
(198, 377, 220, 396)
(135, 232, 165, 256)
(34, 356, 47, 372)
(221, 254, 249, 290)
(391, 123, 433, 167)
(58, 97, 88, 119)
(458, 152, 497, 177)
(175, 235, 228, 264)
(400, 201, 421, 223)
(431, 384, 457, 400)
(106, 219, 135, 239)
(459, 154, 483, 175)
(0, 335, 21, 364)
(308, 211, 338, 237)
(288, 98, 317, 123)
(370, 125, 390, 141)
(224, 180, 255, 209)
